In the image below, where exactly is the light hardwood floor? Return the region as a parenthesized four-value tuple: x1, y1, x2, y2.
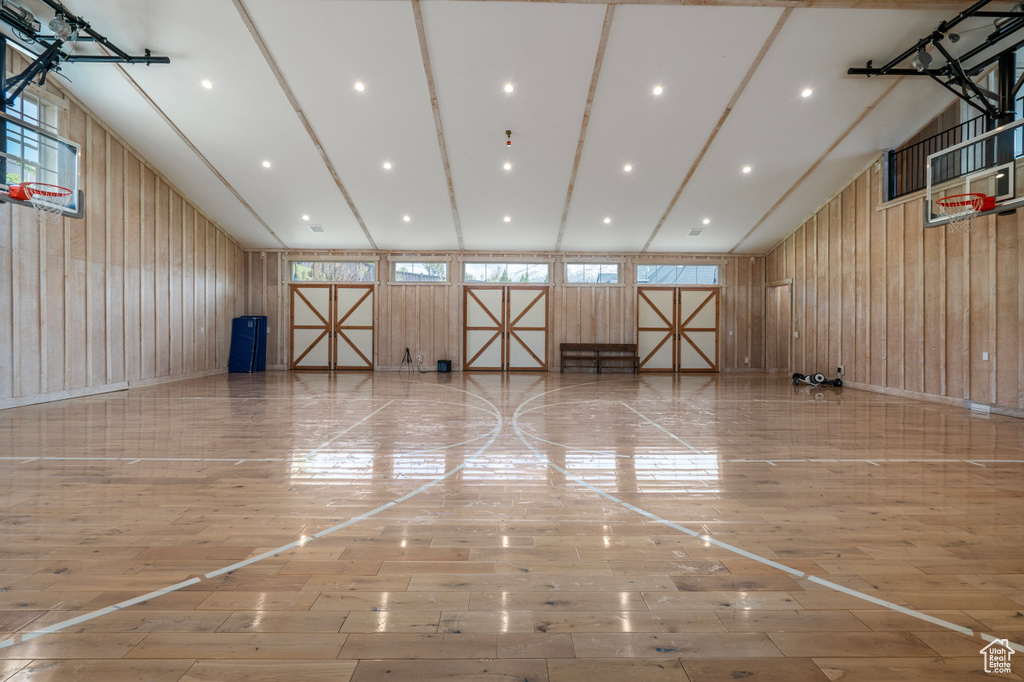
(0, 371, 1022, 681)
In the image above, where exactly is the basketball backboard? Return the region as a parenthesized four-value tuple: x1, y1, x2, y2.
(925, 117, 1024, 227)
(0, 109, 83, 218)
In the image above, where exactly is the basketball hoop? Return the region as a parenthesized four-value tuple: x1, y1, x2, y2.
(15, 183, 73, 229)
(936, 193, 989, 235)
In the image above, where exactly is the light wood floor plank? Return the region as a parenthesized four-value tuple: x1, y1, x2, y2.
(0, 371, 1020, 679)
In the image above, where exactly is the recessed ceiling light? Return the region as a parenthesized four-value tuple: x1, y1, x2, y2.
(383, 161, 392, 170)
(703, 218, 710, 225)
(504, 216, 511, 223)
(503, 162, 512, 170)
(354, 82, 365, 92)
(742, 166, 752, 174)
(403, 215, 411, 222)
(201, 80, 213, 90)
(653, 85, 663, 95)
(302, 215, 310, 221)
(624, 164, 632, 172)
(604, 217, 611, 224)
(262, 160, 271, 168)
(504, 83, 514, 93)
(801, 88, 813, 98)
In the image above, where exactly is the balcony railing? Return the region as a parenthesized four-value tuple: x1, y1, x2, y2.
(888, 98, 1024, 201)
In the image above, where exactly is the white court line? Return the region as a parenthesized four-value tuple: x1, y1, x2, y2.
(511, 383, 1023, 651)
(301, 400, 396, 459)
(0, 386, 503, 651)
(11, 577, 201, 645)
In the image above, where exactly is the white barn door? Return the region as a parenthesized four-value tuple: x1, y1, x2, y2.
(464, 287, 505, 370)
(507, 287, 548, 371)
(290, 283, 374, 370)
(334, 285, 374, 370)
(677, 288, 719, 372)
(637, 288, 675, 372)
(637, 287, 720, 373)
(464, 286, 549, 371)
(291, 284, 332, 370)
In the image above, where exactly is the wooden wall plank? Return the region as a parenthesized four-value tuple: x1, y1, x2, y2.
(885, 206, 904, 389)
(0, 57, 245, 408)
(841, 184, 856, 374)
(765, 156, 1023, 412)
(869, 171, 887, 387)
(183, 205, 195, 375)
(108, 137, 125, 385)
(923, 218, 944, 396)
(806, 217, 818, 372)
(169, 192, 183, 377)
(751, 256, 765, 370)
(828, 197, 841, 373)
(0, 200, 11, 399)
(995, 213, 1018, 408)
(903, 201, 923, 393)
(854, 173, 869, 384)
(969, 221, 992, 403)
(945, 220, 965, 398)
(794, 225, 806, 372)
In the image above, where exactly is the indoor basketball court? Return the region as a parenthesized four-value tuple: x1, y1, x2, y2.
(0, 1, 1023, 681)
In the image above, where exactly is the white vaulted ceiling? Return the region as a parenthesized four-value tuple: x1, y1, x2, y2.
(5, 0, 976, 253)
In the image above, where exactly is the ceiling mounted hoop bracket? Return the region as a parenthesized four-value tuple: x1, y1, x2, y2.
(0, 0, 170, 107)
(847, 0, 1024, 121)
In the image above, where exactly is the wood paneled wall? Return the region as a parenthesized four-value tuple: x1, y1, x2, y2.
(0, 60, 245, 409)
(246, 252, 765, 372)
(766, 158, 1024, 416)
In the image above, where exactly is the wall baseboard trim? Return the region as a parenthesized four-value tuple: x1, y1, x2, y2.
(0, 368, 229, 411)
(842, 380, 1023, 419)
(127, 368, 228, 389)
(0, 383, 130, 410)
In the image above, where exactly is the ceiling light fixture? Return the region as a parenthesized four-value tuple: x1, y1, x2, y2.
(504, 216, 511, 222)
(403, 215, 411, 222)
(383, 161, 392, 170)
(703, 218, 710, 225)
(801, 88, 813, 98)
(624, 164, 632, 172)
(201, 80, 213, 90)
(912, 47, 933, 72)
(262, 160, 271, 168)
(653, 85, 663, 95)
(503, 162, 512, 170)
(742, 166, 752, 174)
(604, 217, 611, 224)
(354, 81, 365, 92)
(302, 215, 310, 221)
(504, 83, 514, 93)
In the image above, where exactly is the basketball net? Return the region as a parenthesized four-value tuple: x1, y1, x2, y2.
(21, 183, 72, 229)
(936, 193, 985, 235)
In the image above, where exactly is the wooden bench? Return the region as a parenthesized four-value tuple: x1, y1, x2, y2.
(560, 343, 638, 374)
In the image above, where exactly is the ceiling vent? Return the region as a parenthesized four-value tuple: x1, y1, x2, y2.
(688, 228, 704, 237)
(308, 224, 325, 233)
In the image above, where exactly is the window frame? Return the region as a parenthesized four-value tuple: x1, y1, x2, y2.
(288, 259, 379, 284)
(460, 260, 552, 285)
(634, 262, 722, 286)
(389, 259, 450, 285)
(563, 261, 624, 287)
